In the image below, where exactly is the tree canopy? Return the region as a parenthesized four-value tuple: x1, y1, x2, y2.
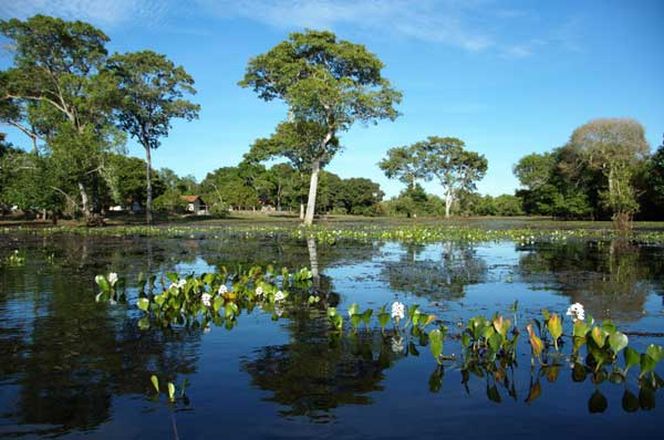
(240, 29, 401, 225)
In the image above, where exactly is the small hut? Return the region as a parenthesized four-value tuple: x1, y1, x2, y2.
(181, 195, 208, 215)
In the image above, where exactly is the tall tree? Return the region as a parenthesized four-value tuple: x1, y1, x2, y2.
(382, 136, 487, 218)
(569, 118, 649, 227)
(513, 152, 555, 191)
(0, 15, 119, 224)
(106, 50, 199, 224)
(378, 145, 425, 190)
(239, 30, 401, 225)
(244, 120, 337, 219)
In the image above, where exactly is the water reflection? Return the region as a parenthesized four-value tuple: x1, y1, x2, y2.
(242, 319, 405, 421)
(517, 240, 664, 320)
(381, 242, 488, 300)
(0, 234, 663, 437)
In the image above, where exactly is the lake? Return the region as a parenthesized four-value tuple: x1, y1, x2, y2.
(1, 231, 663, 438)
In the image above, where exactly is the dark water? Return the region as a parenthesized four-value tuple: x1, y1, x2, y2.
(0, 234, 663, 439)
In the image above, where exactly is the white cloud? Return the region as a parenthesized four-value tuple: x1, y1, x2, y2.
(0, 0, 170, 27)
(198, 0, 496, 51)
(0, 0, 579, 56)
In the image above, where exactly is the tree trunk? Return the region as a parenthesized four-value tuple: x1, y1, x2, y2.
(444, 190, 453, 218)
(306, 236, 320, 291)
(303, 158, 321, 226)
(78, 181, 90, 220)
(145, 146, 153, 225)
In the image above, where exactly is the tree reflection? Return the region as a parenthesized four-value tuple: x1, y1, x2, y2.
(242, 316, 405, 421)
(382, 242, 488, 300)
(0, 243, 201, 436)
(517, 240, 662, 320)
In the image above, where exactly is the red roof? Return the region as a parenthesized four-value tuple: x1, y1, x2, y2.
(181, 195, 202, 203)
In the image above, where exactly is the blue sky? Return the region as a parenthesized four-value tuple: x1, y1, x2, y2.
(1, 0, 663, 197)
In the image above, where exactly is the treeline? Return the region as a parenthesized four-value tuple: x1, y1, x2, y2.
(198, 163, 383, 216)
(0, 15, 198, 225)
(1, 15, 662, 226)
(378, 122, 664, 223)
(513, 120, 664, 222)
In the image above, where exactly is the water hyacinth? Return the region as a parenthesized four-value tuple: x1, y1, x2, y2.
(218, 284, 228, 295)
(391, 301, 405, 322)
(274, 290, 286, 302)
(566, 302, 585, 322)
(170, 279, 187, 290)
(202, 293, 212, 307)
(108, 272, 118, 287)
(255, 286, 264, 297)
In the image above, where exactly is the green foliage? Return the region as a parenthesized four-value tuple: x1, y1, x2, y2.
(380, 136, 488, 217)
(0, 15, 122, 221)
(2, 250, 26, 267)
(515, 119, 653, 223)
(133, 265, 313, 328)
(106, 50, 199, 223)
(153, 188, 188, 214)
(240, 29, 401, 225)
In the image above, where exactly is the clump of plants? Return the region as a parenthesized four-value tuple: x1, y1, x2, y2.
(94, 272, 126, 303)
(112, 265, 314, 330)
(2, 250, 26, 267)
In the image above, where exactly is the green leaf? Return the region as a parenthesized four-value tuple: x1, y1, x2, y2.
(137, 297, 150, 312)
(601, 320, 617, 334)
(624, 347, 640, 370)
(165, 272, 179, 283)
(590, 326, 607, 348)
(150, 375, 159, 393)
(138, 317, 150, 330)
(167, 382, 176, 402)
(429, 329, 443, 365)
(608, 331, 628, 354)
(487, 332, 502, 353)
(640, 353, 657, 377)
(645, 344, 664, 363)
(546, 313, 563, 349)
(95, 275, 110, 293)
(573, 320, 590, 338)
(378, 312, 390, 329)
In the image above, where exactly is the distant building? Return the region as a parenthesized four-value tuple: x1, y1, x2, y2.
(181, 195, 209, 215)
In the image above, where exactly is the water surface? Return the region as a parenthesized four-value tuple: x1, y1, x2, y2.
(0, 234, 663, 438)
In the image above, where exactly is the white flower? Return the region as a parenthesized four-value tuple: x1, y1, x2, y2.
(274, 290, 286, 302)
(218, 284, 228, 295)
(391, 335, 404, 353)
(391, 301, 405, 322)
(255, 286, 264, 297)
(169, 279, 187, 290)
(566, 302, 585, 322)
(202, 293, 212, 307)
(108, 272, 118, 286)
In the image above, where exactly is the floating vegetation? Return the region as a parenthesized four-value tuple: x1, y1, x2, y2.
(103, 265, 314, 330)
(1, 250, 26, 267)
(95, 266, 664, 414)
(5, 223, 664, 245)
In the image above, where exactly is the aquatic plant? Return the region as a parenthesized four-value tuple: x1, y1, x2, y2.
(2, 250, 26, 267)
(133, 265, 312, 329)
(94, 272, 125, 303)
